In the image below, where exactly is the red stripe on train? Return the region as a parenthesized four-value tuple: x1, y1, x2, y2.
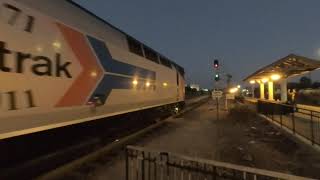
(55, 23, 104, 107)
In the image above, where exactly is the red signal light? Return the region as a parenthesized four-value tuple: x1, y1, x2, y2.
(213, 59, 219, 68)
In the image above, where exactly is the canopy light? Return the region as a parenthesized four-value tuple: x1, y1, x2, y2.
(132, 80, 138, 85)
(229, 88, 238, 94)
(261, 78, 268, 83)
(271, 74, 281, 81)
(250, 80, 255, 84)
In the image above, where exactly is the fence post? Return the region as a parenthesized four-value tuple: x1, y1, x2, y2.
(126, 148, 129, 180)
(141, 152, 145, 180)
(280, 108, 283, 127)
(310, 111, 315, 145)
(212, 166, 217, 180)
(271, 104, 274, 121)
(292, 107, 295, 134)
(148, 152, 151, 180)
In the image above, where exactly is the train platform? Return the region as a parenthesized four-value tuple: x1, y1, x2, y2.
(48, 99, 320, 180)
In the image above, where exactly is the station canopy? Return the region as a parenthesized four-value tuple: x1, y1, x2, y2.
(243, 54, 320, 82)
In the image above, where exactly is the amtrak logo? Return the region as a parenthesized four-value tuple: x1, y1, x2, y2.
(56, 23, 156, 107)
(0, 41, 72, 78)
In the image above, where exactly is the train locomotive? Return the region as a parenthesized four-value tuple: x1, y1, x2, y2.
(0, 0, 185, 140)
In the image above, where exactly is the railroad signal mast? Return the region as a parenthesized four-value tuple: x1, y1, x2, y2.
(213, 59, 220, 82)
(212, 59, 221, 119)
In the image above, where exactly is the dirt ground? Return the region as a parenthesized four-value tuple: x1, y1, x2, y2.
(218, 103, 320, 179)
(51, 100, 320, 180)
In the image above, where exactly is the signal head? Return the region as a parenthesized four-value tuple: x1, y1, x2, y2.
(213, 59, 219, 68)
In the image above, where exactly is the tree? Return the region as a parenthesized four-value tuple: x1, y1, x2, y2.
(312, 81, 320, 89)
(299, 76, 312, 89)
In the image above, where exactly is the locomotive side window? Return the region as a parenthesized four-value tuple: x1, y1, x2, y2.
(159, 56, 172, 69)
(178, 66, 185, 76)
(143, 47, 159, 64)
(176, 72, 179, 86)
(127, 37, 144, 57)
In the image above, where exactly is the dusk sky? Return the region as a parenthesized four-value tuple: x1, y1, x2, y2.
(74, 0, 320, 88)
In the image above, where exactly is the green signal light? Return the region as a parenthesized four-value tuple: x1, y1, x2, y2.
(215, 74, 220, 81)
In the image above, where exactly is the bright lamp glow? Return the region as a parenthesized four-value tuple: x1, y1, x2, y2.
(229, 88, 238, 93)
(163, 82, 168, 87)
(250, 80, 255, 84)
(237, 85, 241, 89)
(271, 74, 281, 81)
(132, 80, 138, 85)
(261, 78, 268, 83)
(146, 82, 151, 87)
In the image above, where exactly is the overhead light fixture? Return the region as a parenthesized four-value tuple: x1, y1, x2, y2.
(261, 78, 268, 83)
(132, 80, 138, 85)
(271, 74, 281, 81)
(229, 88, 238, 93)
(250, 80, 255, 84)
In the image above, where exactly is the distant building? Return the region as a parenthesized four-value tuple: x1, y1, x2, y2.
(190, 84, 200, 91)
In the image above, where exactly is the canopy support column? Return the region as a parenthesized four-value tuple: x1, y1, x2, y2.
(268, 81, 274, 101)
(260, 83, 265, 99)
(280, 79, 287, 102)
(251, 85, 255, 98)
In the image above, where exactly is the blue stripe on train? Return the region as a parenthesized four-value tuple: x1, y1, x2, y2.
(87, 36, 156, 80)
(88, 75, 152, 104)
(86, 36, 156, 104)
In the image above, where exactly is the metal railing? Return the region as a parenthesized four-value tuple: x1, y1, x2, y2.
(257, 100, 320, 146)
(126, 146, 311, 180)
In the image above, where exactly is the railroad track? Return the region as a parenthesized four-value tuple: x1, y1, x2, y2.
(0, 97, 209, 180)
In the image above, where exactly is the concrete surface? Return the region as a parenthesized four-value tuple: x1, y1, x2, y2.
(51, 99, 320, 180)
